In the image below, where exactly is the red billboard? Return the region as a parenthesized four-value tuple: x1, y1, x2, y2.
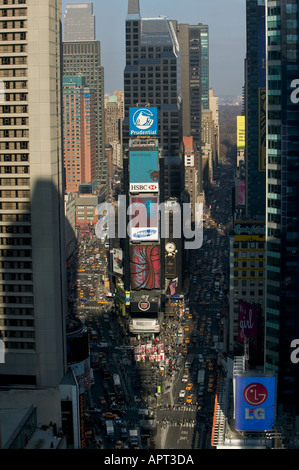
(238, 300, 258, 344)
(130, 245, 160, 290)
(238, 179, 246, 206)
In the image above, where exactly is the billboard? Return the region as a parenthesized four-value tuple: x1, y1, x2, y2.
(258, 88, 266, 171)
(238, 300, 258, 344)
(235, 375, 276, 431)
(130, 301, 159, 314)
(237, 116, 245, 151)
(129, 196, 159, 242)
(238, 179, 246, 206)
(129, 150, 159, 193)
(115, 283, 130, 305)
(112, 248, 123, 275)
(129, 107, 158, 136)
(130, 245, 160, 290)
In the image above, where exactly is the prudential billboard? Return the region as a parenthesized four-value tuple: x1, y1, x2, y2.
(235, 375, 276, 431)
(129, 107, 158, 136)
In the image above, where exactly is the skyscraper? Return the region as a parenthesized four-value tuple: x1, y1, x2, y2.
(64, 2, 95, 42)
(0, 0, 67, 422)
(265, 0, 299, 417)
(63, 76, 97, 193)
(245, 0, 266, 219)
(63, 3, 106, 189)
(124, 0, 182, 158)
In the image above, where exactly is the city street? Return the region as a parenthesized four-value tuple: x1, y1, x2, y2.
(69, 159, 234, 450)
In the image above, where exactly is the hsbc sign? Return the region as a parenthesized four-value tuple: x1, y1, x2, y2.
(130, 183, 159, 193)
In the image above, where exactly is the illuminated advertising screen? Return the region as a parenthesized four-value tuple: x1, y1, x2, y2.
(129, 150, 159, 193)
(238, 300, 258, 344)
(237, 116, 245, 151)
(258, 88, 266, 171)
(235, 375, 276, 431)
(130, 245, 160, 290)
(130, 301, 159, 314)
(238, 179, 246, 206)
(69, 357, 91, 395)
(129, 196, 159, 241)
(129, 107, 158, 136)
(112, 248, 123, 275)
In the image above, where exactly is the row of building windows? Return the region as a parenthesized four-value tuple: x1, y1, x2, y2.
(0, 261, 31, 269)
(0, 272, 31, 280)
(0, 284, 32, 292)
(0, 213, 30, 222)
(0, 155, 28, 163)
(0, 319, 33, 327)
(0, 32, 26, 41)
(0, 177, 29, 186)
(0, 296, 32, 304)
(0, 166, 29, 174)
(0, 237, 31, 246)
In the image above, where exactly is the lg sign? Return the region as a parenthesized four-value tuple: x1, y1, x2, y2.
(235, 376, 275, 431)
(244, 383, 268, 406)
(243, 383, 267, 421)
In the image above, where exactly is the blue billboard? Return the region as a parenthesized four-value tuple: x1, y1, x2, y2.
(129, 107, 158, 136)
(235, 375, 276, 431)
(129, 150, 159, 186)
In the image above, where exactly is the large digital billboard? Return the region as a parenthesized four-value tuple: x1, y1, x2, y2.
(238, 179, 246, 206)
(129, 196, 159, 241)
(129, 150, 159, 193)
(112, 248, 123, 275)
(130, 245, 160, 290)
(237, 116, 245, 151)
(235, 375, 276, 431)
(129, 107, 158, 136)
(238, 300, 258, 344)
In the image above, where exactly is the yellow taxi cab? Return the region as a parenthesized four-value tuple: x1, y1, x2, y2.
(115, 440, 123, 449)
(185, 383, 193, 391)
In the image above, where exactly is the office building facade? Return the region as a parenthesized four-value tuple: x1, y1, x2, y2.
(64, 2, 95, 42)
(245, 0, 266, 219)
(265, 0, 299, 418)
(63, 76, 97, 193)
(63, 3, 106, 188)
(0, 0, 67, 396)
(124, 0, 182, 158)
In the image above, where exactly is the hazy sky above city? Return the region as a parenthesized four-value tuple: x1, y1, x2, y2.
(62, 0, 246, 98)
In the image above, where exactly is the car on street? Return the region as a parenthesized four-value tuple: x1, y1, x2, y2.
(185, 383, 193, 391)
(102, 412, 118, 419)
(179, 390, 186, 398)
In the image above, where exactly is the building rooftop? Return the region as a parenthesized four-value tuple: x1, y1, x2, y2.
(0, 407, 31, 448)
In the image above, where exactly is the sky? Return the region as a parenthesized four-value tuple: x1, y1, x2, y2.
(62, 0, 246, 98)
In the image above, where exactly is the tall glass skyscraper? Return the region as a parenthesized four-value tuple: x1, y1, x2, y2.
(124, 0, 182, 157)
(64, 2, 96, 42)
(245, 0, 266, 219)
(265, 0, 299, 417)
